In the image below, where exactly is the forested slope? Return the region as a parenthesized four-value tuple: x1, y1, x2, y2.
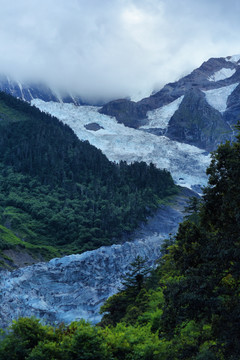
(0, 91, 177, 267)
(0, 128, 239, 359)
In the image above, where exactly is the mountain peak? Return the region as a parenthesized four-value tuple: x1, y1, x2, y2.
(225, 54, 240, 63)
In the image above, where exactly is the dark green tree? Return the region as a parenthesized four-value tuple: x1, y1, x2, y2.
(121, 256, 151, 293)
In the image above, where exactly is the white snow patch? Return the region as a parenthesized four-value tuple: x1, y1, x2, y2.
(208, 68, 236, 82)
(226, 54, 240, 63)
(17, 81, 25, 101)
(203, 83, 239, 113)
(140, 96, 184, 129)
(31, 99, 210, 190)
(50, 87, 63, 103)
(28, 89, 34, 100)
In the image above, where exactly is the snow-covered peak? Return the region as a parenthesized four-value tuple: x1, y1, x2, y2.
(226, 54, 240, 63)
(140, 96, 184, 130)
(203, 83, 239, 113)
(208, 68, 236, 82)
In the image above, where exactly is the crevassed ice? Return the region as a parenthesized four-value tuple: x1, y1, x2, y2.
(208, 68, 236, 82)
(203, 83, 239, 113)
(0, 236, 163, 327)
(140, 95, 184, 129)
(31, 99, 210, 190)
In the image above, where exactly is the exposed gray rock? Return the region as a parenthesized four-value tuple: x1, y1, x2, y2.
(0, 74, 90, 105)
(224, 83, 240, 128)
(99, 99, 149, 128)
(1, 248, 44, 269)
(99, 56, 240, 151)
(166, 89, 232, 151)
(84, 122, 104, 131)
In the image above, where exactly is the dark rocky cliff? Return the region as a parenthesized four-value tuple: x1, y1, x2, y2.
(165, 89, 231, 151)
(99, 56, 240, 151)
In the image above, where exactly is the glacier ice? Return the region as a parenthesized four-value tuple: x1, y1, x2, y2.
(0, 188, 190, 329)
(0, 236, 164, 328)
(0, 97, 211, 329)
(31, 99, 210, 190)
(203, 83, 239, 113)
(226, 54, 240, 63)
(208, 68, 236, 82)
(140, 95, 184, 129)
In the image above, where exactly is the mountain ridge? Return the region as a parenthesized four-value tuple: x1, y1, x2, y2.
(99, 55, 240, 151)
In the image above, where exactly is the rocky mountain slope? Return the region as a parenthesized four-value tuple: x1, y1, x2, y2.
(1, 54, 239, 329)
(2, 55, 240, 153)
(100, 55, 240, 151)
(31, 99, 210, 192)
(0, 74, 86, 105)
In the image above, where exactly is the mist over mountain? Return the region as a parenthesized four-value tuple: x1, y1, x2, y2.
(2, 54, 239, 194)
(1, 53, 240, 354)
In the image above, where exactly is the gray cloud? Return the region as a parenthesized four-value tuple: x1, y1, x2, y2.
(0, 0, 239, 101)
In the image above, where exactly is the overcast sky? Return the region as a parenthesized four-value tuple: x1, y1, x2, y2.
(0, 0, 239, 101)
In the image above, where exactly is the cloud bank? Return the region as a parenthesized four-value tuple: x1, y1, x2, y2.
(0, 0, 239, 101)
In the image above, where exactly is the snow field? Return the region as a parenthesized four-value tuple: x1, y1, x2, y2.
(31, 99, 210, 190)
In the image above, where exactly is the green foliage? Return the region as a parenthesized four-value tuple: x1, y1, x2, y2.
(1, 96, 240, 359)
(100, 256, 152, 326)
(66, 321, 108, 360)
(0, 317, 54, 360)
(121, 256, 151, 293)
(0, 223, 59, 268)
(0, 91, 177, 263)
(98, 128, 240, 359)
(0, 318, 162, 360)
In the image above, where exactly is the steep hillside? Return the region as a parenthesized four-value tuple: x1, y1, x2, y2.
(2, 55, 240, 152)
(31, 99, 210, 193)
(0, 74, 91, 105)
(1, 131, 240, 359)
(166, 89, 231, 151)
(98, 127, 240, 359)
(0, 186, 193, 328)
(0, 91, 177, 267)
(100, 55, 240, 151)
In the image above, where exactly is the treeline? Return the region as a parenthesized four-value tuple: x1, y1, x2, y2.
(1, 128, 239, 359)
(99, 127, 240, 359)
(0, 91, 177, 256)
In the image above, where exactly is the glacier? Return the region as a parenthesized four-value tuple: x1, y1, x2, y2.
(0, 189, 189, 329)
(31, 99, 210, 191)
(0, 238, 161, 327)
(208, 68, 236, 82)
(140, 96, 184, 130)
(0, 98, 212, 329)
(203, 83, 239, 113)
(226, 54, 240, 63)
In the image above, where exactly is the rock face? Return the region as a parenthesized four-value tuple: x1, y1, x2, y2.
(31, 99, 211, 192)
(2, 55, 240, 151)
(99, 99, 150, 128)
(84, 122, 104, 131)
(0, 74, 86, 105)
(0, 188, 191, 329)
(100, 55, 240, 150)
(224, 83, 240, 127)
(166, 89, 231, 151)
